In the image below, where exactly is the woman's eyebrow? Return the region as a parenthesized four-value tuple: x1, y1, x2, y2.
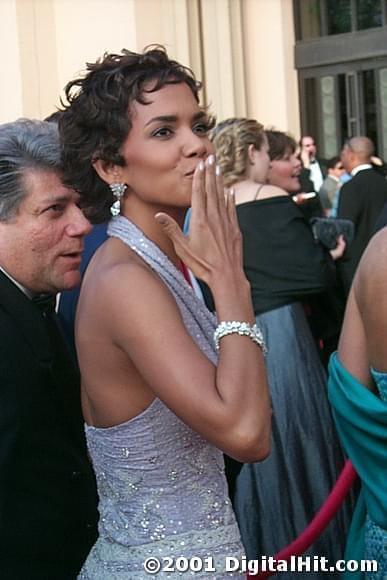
(145, 115, 177, 127)
(145, 111, 207, 128)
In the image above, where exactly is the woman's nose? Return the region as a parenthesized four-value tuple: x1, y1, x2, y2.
(183, 131, 211, 158)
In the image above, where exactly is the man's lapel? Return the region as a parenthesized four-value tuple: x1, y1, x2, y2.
(0, 270, 84, 439)
(0, 270, 53, 365)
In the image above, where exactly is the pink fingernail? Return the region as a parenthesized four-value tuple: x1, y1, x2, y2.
(207, 155, 215, 165)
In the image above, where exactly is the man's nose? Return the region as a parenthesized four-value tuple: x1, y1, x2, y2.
(67, 205, 92, 237)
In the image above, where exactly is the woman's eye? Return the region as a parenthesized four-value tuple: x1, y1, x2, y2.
(152, 127, 173, 138)
(193, 122, 211, 135)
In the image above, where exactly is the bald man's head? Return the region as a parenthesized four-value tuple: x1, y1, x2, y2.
(341, 136, 374, 172)
(347, 136, 374, 158)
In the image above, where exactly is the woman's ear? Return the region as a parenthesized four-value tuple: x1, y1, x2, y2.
(92, 158, 124, 185)
(247, 144, 256, 166)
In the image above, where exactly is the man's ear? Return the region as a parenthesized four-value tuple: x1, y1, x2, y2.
(92, 158, 124, 185)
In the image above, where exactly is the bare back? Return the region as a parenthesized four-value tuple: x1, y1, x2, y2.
(76, 237, 157, 427)
(338, 227, 387, 388)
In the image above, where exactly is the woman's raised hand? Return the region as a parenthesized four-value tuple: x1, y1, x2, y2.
(155, 155, 243, 284)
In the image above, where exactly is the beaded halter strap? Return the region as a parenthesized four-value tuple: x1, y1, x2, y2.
(107, 216, 217, 364)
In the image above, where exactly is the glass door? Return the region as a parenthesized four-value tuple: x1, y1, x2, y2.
(300, 64, 387, 159)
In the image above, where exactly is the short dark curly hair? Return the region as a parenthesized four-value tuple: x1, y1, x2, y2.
(265, 129, 297, 161)
(59, 45, 202, 222)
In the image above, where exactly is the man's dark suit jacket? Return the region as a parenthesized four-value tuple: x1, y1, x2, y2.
(58, 222, 108, 358)
(299, 158, 327, 193)
(297, 159, 327, 221)
(337, 167, 387, 294)
(0, 271, 98, 579)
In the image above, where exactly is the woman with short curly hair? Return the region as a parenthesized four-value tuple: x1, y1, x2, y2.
(59, 49, 271, 578)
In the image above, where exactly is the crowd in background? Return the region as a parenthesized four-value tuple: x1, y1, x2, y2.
(0, 45, 386, 580)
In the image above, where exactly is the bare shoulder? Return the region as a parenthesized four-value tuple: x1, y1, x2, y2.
(350, 227, 387, 374)
(355, 227, 387, 304)
(258, 184, 288, 200)
(234, 183, 287, 204)
(359, 226, 387, 266)
(99, 251, 175, 305)
(78, 241, 182, 339)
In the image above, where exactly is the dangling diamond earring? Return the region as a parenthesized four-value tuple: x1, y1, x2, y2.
(109, 183, 127, 216)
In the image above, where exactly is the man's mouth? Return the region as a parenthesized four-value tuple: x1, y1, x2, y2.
(61, 250, 83, 259)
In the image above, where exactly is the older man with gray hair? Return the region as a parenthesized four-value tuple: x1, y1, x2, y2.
(0, 119, 98, 579)
(338, 136, 387, 295)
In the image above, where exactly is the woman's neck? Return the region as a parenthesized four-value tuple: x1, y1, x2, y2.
(121, 202, 186, 267)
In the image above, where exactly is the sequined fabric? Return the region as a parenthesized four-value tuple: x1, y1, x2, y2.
(79, 217, 245, 578)
(329, 356, 387, 579)
(364, 516, 387, 579)
(371, 368, 387, 403)
(108, 216, 217, 366)
(364, 369, 387, 579)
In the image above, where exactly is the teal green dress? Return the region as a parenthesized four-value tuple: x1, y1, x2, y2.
(328, 353, 387, 579)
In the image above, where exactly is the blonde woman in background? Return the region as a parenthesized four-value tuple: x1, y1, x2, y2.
(212, 118, 352, 578)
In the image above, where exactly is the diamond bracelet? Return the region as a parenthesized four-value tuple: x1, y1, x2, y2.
(213, 321, 268, 355)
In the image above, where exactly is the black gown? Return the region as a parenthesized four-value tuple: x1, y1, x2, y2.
(233, 196, 352, 578)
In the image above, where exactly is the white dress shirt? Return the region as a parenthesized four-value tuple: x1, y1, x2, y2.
(309, 159, 324, 192)
(351, 163, 372, 177)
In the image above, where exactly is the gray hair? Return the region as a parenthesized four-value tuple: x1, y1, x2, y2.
(0, 118, 61, 221)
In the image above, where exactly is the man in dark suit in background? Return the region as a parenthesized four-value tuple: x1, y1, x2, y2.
(338, 136, 387, 295)
(299, 135, 328, 194)
(297, 135, 326, 220)
(0, 119, 98, 579)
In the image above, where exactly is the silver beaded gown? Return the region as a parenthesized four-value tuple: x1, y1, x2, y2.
(78, 216, 245, 579)
(364, 370, 387, 579)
